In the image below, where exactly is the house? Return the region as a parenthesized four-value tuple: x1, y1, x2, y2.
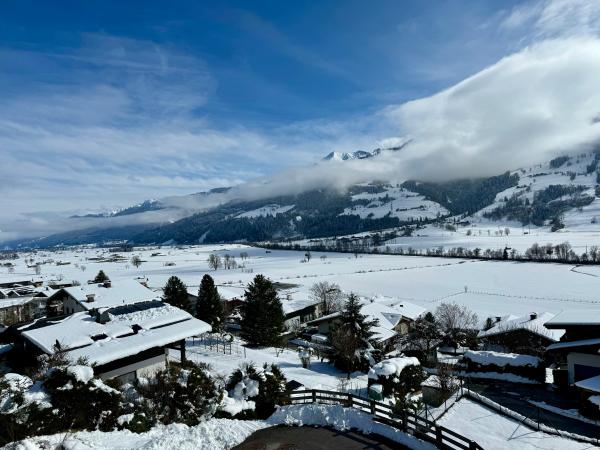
(0, 278, 44, 289)
(0, 296, 48, 327)
(46, 279, 159, 316)
(545, 310, 600, 386)
(478, 312, 564, 356)
(280, 292, 324, 329)
(19, 300, 211, 382)
(306, 299, 425, 351)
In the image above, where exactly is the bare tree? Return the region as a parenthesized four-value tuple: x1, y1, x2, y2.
(208, 254, 222, 271)
(504, 227, 510, 237)
(305, 251, 312, 262)
(131, 255, 142, 268)
(34, 264, 41, 275)
(435, 302, 478, 352)
(309, 281, 343, 315)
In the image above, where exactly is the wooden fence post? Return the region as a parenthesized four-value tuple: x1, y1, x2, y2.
(312, 390, 317, 403)
(348, 393, 353, 408)
(436, 426, 443, 446)
(370, 400, 376, 415)
(469, 441, 477, 450)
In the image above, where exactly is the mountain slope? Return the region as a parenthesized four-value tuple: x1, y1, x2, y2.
(7, 150, 600, 249)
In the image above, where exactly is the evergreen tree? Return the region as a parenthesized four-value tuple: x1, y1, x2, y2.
(329, 293, 379, 377)
(93, 270, 109, 283)
(196, 274, 224, 331)
(163, 276, 192, 313)
(240, 275, 284, 347)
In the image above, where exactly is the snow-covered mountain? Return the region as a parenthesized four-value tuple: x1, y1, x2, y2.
(7, 149, 600, 249)
(322, 138, 412, 162)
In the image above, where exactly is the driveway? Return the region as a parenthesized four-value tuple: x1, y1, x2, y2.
(233, 426, 409, 450)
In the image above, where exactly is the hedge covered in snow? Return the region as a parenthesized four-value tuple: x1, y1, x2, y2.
(367, 357, 423, 397)
(461, 350, 545, 382)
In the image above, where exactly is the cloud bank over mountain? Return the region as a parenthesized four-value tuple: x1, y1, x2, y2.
(3, 0, 600, 242)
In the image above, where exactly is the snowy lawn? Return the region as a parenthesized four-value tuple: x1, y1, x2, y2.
(437, 399, 597, 449)
(181, 339, 368, 392)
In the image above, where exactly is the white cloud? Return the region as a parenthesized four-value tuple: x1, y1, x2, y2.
(502, 0, 600, 39)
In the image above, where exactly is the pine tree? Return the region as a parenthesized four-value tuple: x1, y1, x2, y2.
(196, 274, 224, 331)
(240, 275, 284, 347)
(93, 270, 109, 283)
(163, 276, 192, 313)
(329, 293, 379, 377)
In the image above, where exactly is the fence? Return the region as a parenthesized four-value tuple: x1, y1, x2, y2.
(187, 333, 243, 356)
(286, 389, 483, 450)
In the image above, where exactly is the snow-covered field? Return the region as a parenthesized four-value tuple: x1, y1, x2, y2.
(4, 243, 600, 322)
(384, 224, 600, 254)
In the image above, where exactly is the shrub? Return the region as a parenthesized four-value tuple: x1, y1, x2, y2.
(135, 361, 222, 426)
(368, 357, 424, 397)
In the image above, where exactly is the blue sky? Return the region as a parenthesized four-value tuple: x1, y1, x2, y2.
(2, 0, 600, 241)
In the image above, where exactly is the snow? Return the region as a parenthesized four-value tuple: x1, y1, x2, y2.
(21, 304, 211, 366)
(478, 311, 564, 341)
(368, 357, 420, 379)
(547, 337, 600, 350)
(463, 350, 542, 367)
(530, 400, 600, 426)
(9, 404, 436, 450)
(575, 374, 600, 393)
(589, 395, 600, 407)
(421, 375, 459, 389)
(457, 371, 540, 384)
(6, 244, 600, 324)
(545, 310, 600, 327)
(437, 398, 593, 449)
(55, 279, 159, 310)
(267, 404, 435, 449)
(183, 338, 368, 392)
(0, 373, 51, 412)
(340, 185, 449, 221)
(9, 418, 269, 450)
(67, 365, 94, 383)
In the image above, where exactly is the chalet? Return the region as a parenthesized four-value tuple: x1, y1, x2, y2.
(0, 278, 44, 289)
(545, 310, 600, 386)
(306, 299, 425, 351)
(19, 300, 211, 382)
(46, 279, 159, 316)
(477, 312, 564, 356)
(0, 286, 55, 326)
(280, 292, 323, 329)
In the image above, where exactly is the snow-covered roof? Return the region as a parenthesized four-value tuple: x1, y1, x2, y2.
(362, 300, 425, 343)
(0, 296, 38, 309)
(478, 312, 564, 341)
(547, 337, 600, 351)
(280, 294, 321, 316)
(377, 297, 427, 321)
(306, 298, 425, 343)
(21, 301, 210, 366)
(575, 374, 600, 393)
(544, 310, 600, 328)
(52, 279, 159, 310)
(368, 357, 420, 379)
